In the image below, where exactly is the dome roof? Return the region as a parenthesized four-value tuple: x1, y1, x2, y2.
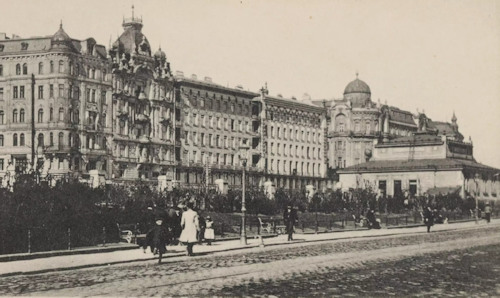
(51, 23, 72, 44)
(154, 47, 166, 60)
(344, 76, 371, 95)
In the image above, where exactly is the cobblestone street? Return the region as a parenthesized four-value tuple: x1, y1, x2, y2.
(1, 225, 499, 296)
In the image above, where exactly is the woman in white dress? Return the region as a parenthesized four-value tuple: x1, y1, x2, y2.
(179, 201, 199, 256)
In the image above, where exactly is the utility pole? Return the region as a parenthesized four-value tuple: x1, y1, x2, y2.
(31, 74, 35, 169)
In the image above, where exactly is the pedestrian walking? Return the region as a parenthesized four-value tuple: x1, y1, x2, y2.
(198, 215, 206, 245)
(484, 203, 492, 223)
(143, 218, 170, 264)
(179, 201, 200, 256)
(204, 216, 215, 245)
(283, 205, 298, 241)
(423, 206, 434, 233)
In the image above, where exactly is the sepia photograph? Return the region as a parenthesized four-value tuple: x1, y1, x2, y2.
(0, 0, 499, 296)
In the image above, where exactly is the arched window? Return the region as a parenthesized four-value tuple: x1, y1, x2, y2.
(16, 64, 21, 75)
(0, 110, 4, 124)
(0, 134, 4, 146)
(19, 109, 25, 123)
(50, 61, 54, 73)
(49, 107, 53, 121)
(75, 64, 79, 76)
(12, 109, 18, 123)
(58, 60, 64, 73)
(0, 64, 3, 76)
(38, 108, 43, 123)
(20, 133, 25, 146)
(69, 61, 73, 75)
(58, 132, 64, 148)
(37, 133, 44, 147)
(102, 69, 107, 81)
(38, 62, 43, 74)
(50, 132, 54, 146)
(59, 108, 64, 121)
(13, 133, 18, 146)
(335, 114, 346, 132)
(22, 63, 27, 75)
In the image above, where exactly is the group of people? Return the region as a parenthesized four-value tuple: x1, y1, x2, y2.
(143, 201, 215, 263)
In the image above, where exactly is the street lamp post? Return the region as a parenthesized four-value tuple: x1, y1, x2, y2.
(474, 173, 480, 224)
(239, 142, 250, 245)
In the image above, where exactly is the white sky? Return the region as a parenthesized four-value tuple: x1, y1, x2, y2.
(2, 0, 499, 168)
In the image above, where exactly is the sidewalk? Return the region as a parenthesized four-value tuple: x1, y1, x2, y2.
(0, 219, 498, 277)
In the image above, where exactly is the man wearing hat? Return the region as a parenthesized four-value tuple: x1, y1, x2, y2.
(143, 217, 170, 264)
(283, 205, 298, 241)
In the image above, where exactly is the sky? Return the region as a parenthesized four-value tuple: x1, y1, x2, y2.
(1, 0, 499, 168)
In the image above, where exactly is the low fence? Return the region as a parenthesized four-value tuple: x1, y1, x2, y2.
(0, 225, 119, 255)
(2, 210, 498, 255)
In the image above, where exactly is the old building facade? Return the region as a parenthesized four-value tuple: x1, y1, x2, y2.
(174, 73, 263, 190)
(254, 87, 327, 192)
(108, 15, 176, 182)
(0, 24, 112, 187)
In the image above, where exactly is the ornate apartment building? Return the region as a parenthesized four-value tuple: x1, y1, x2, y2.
(254, 87, 327, 191)
(108, 15, 176, 181)
(0, 24, 112, 187)
(174, 73, 263, 189)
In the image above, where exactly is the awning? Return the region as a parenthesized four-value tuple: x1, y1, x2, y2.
(426, 186, 461, 196)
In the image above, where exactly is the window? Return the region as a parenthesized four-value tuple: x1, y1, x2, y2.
(102, 69, 107, 81)
(19, 86, 24, 98)
(50, 61, 54, 73)
(58, 60, 64, 73)
(0, 158, 3, 171)
(0, 65, 3, 76)
(91, 90, 96, 102)
(0, 111, 3, 124)
(12, 109, 17, 123)
(16, 64, 21, 75)
(22, 63, 27, 75)
(0, 87, 3, 100)
(50, 132, 54, 146)
(13, 86, 18, 98)
(394, 180, 402, 198)
(20, 133, 25, 146)
(13, 133, 18, 146)
(58, 132, 64, 147)
(49, 84, 54, 98)
(59, 108, 64, 121)
(378, 180, 387, 197)
(49, 107, 53, 121)
(38, 62, 43, 74)
(409, 180, 417, 196)
(0, 135, 3, 146)
(19, 109, 25, 123)
(38, 108, 43, 123)
(366, 121, 371, 134)
(38, 133, 44, 147)
(58, 84, 64, 98)
(38, 86, 44, 99)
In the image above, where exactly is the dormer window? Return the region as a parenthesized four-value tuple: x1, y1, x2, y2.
(21, 42, 28, 50)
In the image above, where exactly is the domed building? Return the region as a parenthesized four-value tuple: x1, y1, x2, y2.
(323, 74, 380, 171)
(108, 9, 176, 182)
(343, 74, 372, 108)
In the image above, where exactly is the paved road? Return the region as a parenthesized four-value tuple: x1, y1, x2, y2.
(1, 225, 499, 296)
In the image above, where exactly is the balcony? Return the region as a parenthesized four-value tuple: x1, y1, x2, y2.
(135, 113, 150, 124)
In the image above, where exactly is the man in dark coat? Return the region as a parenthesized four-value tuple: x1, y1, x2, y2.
(283, 205, 298, 241)
(423, 206, 434, 233)
(166, 206, 182, 244)
(366, 209, 381, 229)
(143, 218, 170, 264)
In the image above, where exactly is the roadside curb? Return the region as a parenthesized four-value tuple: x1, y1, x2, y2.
(2, 221, 498, 277)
